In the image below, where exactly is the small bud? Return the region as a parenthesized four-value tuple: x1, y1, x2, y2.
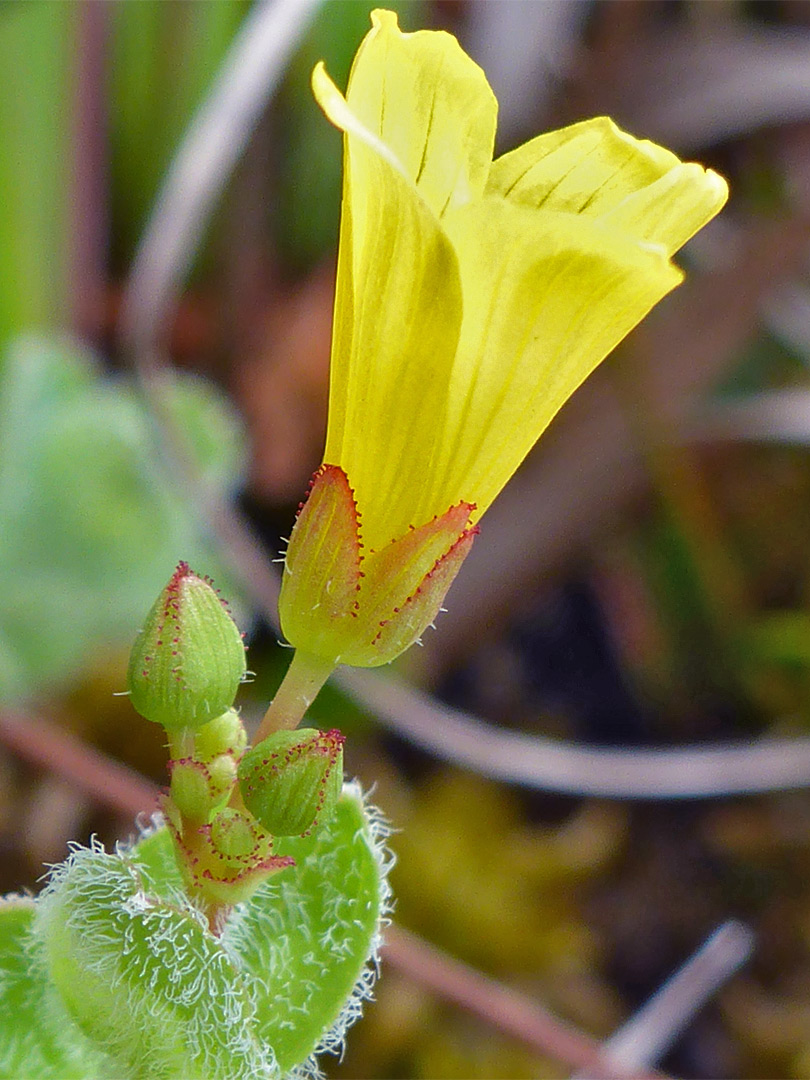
(207, 753, 238, 801)
(210, 808, 258, 860)
(193, 708, 247, 763)
(168, 756, 235, 823)
(238, 728, 345, 837)
(127, 563, 246, 732)
(168, 759, 213, 823)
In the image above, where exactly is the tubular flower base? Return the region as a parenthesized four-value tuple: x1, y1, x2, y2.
(279, 8, 728, 671)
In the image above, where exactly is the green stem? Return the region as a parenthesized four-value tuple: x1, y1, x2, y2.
(255, 649, 335, 742)
(167, 728, 195, 760)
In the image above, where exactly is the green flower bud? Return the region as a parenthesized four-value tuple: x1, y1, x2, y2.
(168, 759, 214, 823)
(210, 808, 258, 860)
(127, 563, 246, 732)
(193, 708, 247, 763)
(168, 754, 237, 823)
(238, 728, 345, 837)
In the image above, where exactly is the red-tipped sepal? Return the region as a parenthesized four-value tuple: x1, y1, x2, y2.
(163, 797, 294, 913)
(345, 502, 477, 665)
(279, 465, 476, 666)
(279, 465, 363, 662)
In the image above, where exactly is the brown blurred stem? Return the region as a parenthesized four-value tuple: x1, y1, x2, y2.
(382, 924, 665, 1080)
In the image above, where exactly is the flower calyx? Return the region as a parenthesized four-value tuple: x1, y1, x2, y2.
(279, 464, 477, 666)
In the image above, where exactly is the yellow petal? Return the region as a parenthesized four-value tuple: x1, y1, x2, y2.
(420, 196, 684, 521)
(598, 162, 728, 255)
(487, 116, 728, 253)
(313, 61, 464, 553)
(487, 117, 679, 211)
(343, 9, 497, 216)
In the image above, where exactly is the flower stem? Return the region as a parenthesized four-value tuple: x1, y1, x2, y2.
(255, 649, 335, 742)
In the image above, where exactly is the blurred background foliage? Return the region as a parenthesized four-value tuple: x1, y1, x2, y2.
(5, 1, 810, 1077)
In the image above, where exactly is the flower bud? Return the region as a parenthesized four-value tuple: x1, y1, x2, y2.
(168, 753, 237, 822)
(193, 708, 247, 762)
(238, 728, 344, 837)
(127, 563, 246, 732)
(168, 759, 214, 823)
(210, 808, 258, 860)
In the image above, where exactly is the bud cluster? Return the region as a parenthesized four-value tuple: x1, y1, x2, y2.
(127, 565, 345, 921)
(168, 707, 246, 823)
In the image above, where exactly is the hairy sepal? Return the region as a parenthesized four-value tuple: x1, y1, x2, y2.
(278, 465, 363, 662)
(280, 465, 476, 666)
(346, 500, 477, 666)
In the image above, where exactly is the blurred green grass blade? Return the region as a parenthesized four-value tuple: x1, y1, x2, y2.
(736, 611, 810, 669)
(110, 0, 248, 264)
(0, 1, 74, 351)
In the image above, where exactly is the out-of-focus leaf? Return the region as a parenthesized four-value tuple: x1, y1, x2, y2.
(0, 335, 248, 704)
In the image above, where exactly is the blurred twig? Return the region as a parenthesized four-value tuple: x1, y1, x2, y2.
(337, 667, 810, 798)
(619, 26, 810, 151)
(576, 921, 755, 1080)
(688, 389, 810, 445)
(0, 709, 158, 819)
(382, 924, 665, 1080)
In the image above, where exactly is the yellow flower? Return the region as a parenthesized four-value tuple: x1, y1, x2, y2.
(277, 8, 727, 675)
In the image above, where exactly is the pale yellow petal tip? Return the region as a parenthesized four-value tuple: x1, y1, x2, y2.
(677, 161, 729, 211)
(682, 162, 730, 224)
(705, 167, 730, 211)
(311, 60, 351, 134)
(370, 9, 402, 36)
(310, 58, 407, 180)
(311, 61, 335, 109)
